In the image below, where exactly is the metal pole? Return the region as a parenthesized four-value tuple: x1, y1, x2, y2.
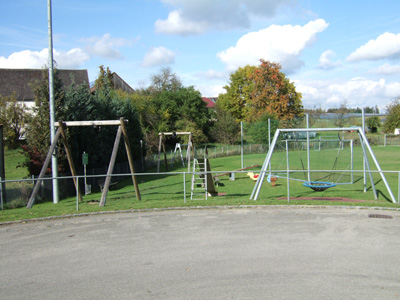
(183, 172, 186, 203)
(358, 133, 378, 200)
(359, 129, 397, 203)
(362, 108, 367, 192)
(351, 140, 354, 184)
(251, 129, 281, 200)
(268, 118, 271, 176)
(76, 177, 79, 211)
(241, 121, 244, 169)
(0, 177, 3, 210)
(48, 0, 59, 204)
(306, 114, 310, 182)
(286, 140, 290, 202)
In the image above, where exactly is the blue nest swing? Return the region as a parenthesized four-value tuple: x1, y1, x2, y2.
(303, 181, 336, 192)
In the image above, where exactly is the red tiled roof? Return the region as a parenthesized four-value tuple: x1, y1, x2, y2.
(201, 97, 216, 108)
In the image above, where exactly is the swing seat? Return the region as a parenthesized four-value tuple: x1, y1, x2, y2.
(303, 181, 336, 192)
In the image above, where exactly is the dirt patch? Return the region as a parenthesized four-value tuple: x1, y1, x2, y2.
(276, 197, 366, 202)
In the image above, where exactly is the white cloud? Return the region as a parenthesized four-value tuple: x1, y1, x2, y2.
(156, 0, 296, 35)
(195, 84, 225, 97)
(217, 19, 329, 73)
(295, 77, 400, 110)
(318, 50, 341, 70)
(141, 46, 175, 67)
(347, 32, 400, 62)
(369, 63, 400, 75)
(82, 33, 130, 60)
(155, 10, 207, 35)
(0, 48, 90, 69)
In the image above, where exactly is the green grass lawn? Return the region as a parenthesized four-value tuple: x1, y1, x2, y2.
(1, 144, 399, 223)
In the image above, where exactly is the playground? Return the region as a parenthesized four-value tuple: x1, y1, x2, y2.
(1, 137, 400, 223)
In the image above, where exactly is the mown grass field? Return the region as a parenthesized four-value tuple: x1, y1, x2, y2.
(1, 142, 399, 223)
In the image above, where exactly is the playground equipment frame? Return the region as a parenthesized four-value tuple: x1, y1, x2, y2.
(157, 132, 193, 173)
(250, 127, 397, 204)
(26, 118, 141, 208)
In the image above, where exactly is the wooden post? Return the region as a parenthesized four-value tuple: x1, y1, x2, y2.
(161, 135, 168, 172)
(27, 127, 62, 208)
(99, 126, 122, 206)
(59, 121, 83, 202)
(187, 133, 192, 172)
(157, 134, 163, 173)
(120, 117, 141, 200)
(0, 125, 6, 204)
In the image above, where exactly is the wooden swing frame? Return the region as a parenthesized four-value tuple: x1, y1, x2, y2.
(26, 118, 141, 208)
(157, 132, 193, 173)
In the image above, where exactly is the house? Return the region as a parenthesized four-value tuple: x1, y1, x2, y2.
(90, 72, 135, 94)
(201, 97, 217, 108)
(0, 68, 89, 109)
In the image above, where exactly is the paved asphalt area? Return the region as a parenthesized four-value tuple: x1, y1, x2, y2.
(1, 206, 400, 300)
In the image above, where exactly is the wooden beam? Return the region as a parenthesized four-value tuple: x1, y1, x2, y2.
(120, 117, 141, 201)
(158, 132, 192, 136)
(99, 126, 122, 206)
(55, 120, 128, 127)
(59, 121, 83, 202)
(27, 127, 62, 208)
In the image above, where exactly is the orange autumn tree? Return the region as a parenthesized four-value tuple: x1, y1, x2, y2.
(248, 59, 303, 121)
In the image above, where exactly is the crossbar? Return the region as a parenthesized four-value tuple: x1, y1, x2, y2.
(55, 120, 127, 127)
(159, 132, 192, 136)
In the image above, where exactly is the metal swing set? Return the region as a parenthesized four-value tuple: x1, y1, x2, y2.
(251, 127, 397, 203)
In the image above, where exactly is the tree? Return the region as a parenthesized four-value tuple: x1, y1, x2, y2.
(94, 65, 114, 92)
(150, 87, 210, 144)
(210, 104, 240, 144)
(304, 105, 324, 127)
(217, 65, 256, 121)
(65, 74, 143, 169)
(149, 67, 182, 93)
(22, 69, 66, 176)
(246, 113, 279, 145)
(333, 101, 350, 128)
(383, 98, 400, 133)
(248, 60, 303, 121)
(366, 116, 381, 133)
(0, 93, 28, 148)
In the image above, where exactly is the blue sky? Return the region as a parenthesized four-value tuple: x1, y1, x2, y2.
(1, 0, 400, 111)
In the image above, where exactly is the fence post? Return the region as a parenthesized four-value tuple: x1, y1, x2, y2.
(0, 177, 2, 210)
(183, 172, 186, 204)
(76, 177, 79, 211)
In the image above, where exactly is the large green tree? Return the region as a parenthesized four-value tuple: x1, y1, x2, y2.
(151, 86, 210, 144)
(383, 98, 400, 133)
(217, 60, 303, 123)
(248, 60, 303, 121)
(217, 65, 256, 121)
(65, 73, 143, 169)
(210, 104, 240, 144)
